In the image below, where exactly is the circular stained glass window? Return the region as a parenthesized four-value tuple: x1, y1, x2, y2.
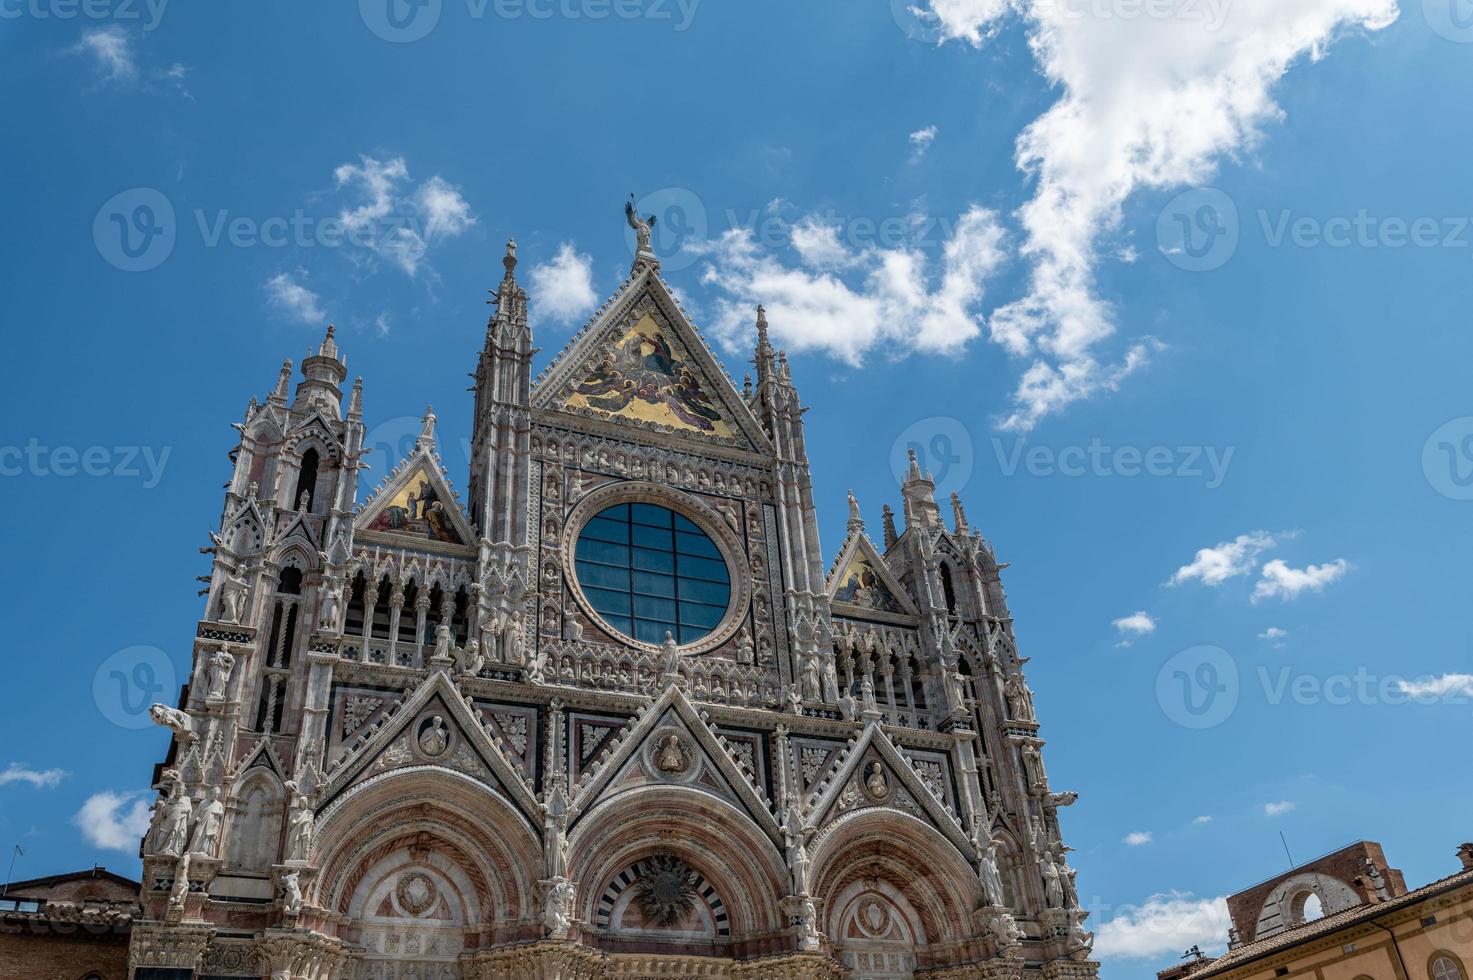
(574, 502, 732, 646)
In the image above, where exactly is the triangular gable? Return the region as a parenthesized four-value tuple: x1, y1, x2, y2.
(826, 530, 919, 620)
(318, 670, 539, 830)
(355, 448, 475, 549)
(569, 686, 781, 845)
(805, 723, 972, 858)
(284, 410, 346, 462)
(532, 270, 769, 454)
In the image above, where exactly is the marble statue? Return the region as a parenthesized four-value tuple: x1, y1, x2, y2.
(205, 647, 235, 702)
(318, 577, 344, 632)
(219, 568, 249, 625)
(188, 786, 226, 858)
(284, 782, 313, 863)
(543, 878, 575, 938)
(153, 778, 193, 858)
(978, 833, 1006, 908)
(280, 870, 303, 916)
(1041, 850, 1065, 909)
(169, 852, 191, 912)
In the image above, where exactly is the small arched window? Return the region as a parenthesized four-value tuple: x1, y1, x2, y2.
(1432, 955, 1467, 980)
(293, 448, 320, 512)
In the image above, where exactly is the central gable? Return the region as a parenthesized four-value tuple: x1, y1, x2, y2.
(533, 272, 768, 453)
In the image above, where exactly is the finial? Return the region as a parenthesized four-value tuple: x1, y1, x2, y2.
(847, 490, 864, 533)
(271, 359, 293, 403)
(348, 377, 363, 419)
(951, 491, 969, 533)
(743, 373, 752, 398)
(882, 504, 898, 549)
(503, 238, 518, 280)
(906, 447, 922, 482)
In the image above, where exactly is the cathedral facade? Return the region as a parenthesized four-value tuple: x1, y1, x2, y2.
(127, 226, 1098, 980)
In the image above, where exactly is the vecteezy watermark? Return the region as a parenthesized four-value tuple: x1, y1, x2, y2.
(1157, 187, 1240, 272)
(1258, 666, 1473, 707)
(94, 645, 176, 730)
(0, 440, 171, 488)
(1053, 0, 1231, 31)
(1423, 416, 1473, 501)
(94, 186, 451, 272)
(889, 417, 975, 501)
(1423, 0, 1473, 43)
(890, 0, 946, 42)
(1156, 645, 1239, 730)
(0, 0, 170, 30)
(992, 438, 1234, 489)
(94, 188, 176, 273)
(358, 0, 700, 42)
(1160, 187, 1473, 271)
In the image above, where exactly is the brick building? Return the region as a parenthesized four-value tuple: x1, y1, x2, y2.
(0, 867, 138, 980)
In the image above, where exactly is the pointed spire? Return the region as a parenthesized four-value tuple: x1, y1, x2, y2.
(847, 490, 864, 534)
(901, 448, 942, 530)
(753, 305, 777, 389)
(270, 359, 293, 405)
(882, 504, 898, 550)
(347, 377, 363, 421)
(318, 323, 339, 361)
(417, 405, 437, 450)
(951, 492, 969, 534)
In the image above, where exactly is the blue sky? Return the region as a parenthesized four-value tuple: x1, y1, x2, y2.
(3, 0, 1472, 973)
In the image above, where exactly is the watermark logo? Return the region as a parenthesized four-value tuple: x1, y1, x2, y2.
(359, 0, 442, 42)
(626, 187, 709, 273)
(889, 416, 975, 500)
(1156, 645, 1239, 729)
(891, 0, 946, 42)
(94, 187, 176, 272)
(1424, 0, 1473, 42)
(0, 0, 171, 30)
(0, 440, 171, 488)
(93, 645, 176, 730)
(1054, 0, 1231, 31)
(991, 438, 1234, 488)
(1157, 187, 1239, 272)
(1423, 416, 1473, 501)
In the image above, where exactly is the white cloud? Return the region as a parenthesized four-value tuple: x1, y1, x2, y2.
(0, 764, 67, 789)
(1264, 800, 1296, 816)
(909, 125, 939, 160)
(1395, 674, 1473, 699)
(265, 272, 326, 325)
(1124, 831, 1154, 846)
(1193, 815, 1213, 825)
(1252, 558, 1349, 602)
(914, 0, 1398, 429)
(333, 156, 476, 276)
(694, 205, 1007, 366)
(1169, 531, 1277, 587)
(1093, 891, 1232, 960)
(1258, 627, 1289, 640)
(528, 242, 598, 324)
(1112, 611, 1157, 646)
(73, 791, 152, 851)
(74, 26, 137, 83)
